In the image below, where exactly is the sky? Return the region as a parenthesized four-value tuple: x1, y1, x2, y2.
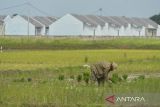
(0, 0, 160, 18)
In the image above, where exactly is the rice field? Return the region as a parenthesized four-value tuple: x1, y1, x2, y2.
(0, 49, 160, 73)
(0, 49, 160, 106)
(1, 36, 160, 107)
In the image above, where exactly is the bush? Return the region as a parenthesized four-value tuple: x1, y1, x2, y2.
(84, 56, 88, 63)
(83, 72, 90, 84)
(27, 78, 32, 82)
(110, 73, 121, 84)
(13, 77, 25, 82)
(138, 75, 145, 80)
(122, 74, 128, 80)
(58, 74, 64, 81)
(77, 74, 82, 82)
(20, 78, 25, 82)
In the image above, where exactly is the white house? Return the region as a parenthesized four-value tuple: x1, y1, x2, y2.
(0, 15, 11, 35)
(49, 14, 120, 36)
(5, 14, 45, 36)
(1, 13, 159, 36)
(49, 14, 101, 36)
(34, 16, 57, 35)
(130, 17, 158, 36)
(143, 18, 158, 36)
(49, 13, 160, 36)
(98, 16, 121, 36)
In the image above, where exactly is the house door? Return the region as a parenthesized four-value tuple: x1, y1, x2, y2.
(35, 27, 42, 36)
(146, 28, 157, 36)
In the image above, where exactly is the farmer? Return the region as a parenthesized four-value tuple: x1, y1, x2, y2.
(90, 61, 118, 86)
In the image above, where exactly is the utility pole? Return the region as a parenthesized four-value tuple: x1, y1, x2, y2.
(1, 21, 5, 37)
(26, 2, 30, 38)
(0, 46, 2, 53)
(139, 30, 141, 36)
(27, 14, 30, 37)
(93, 29, 96, 40)
(117, 29, 120, 36)
(99, 8, 103, 16)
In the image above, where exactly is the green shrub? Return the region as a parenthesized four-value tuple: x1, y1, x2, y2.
(13, 77, 25, 82)
(27, 78, 32, 82)
(77, 74, 82, 82)
(138, 75, 145, 80)
(83, 72, 90, 84)
(58, 74, 64, 81)
(20, 78, 25, 82)
(110, 73, 121, 84)
(84, 56, 88, 63)
(110, 78, 117, 84)
(122, 74, 128, 80)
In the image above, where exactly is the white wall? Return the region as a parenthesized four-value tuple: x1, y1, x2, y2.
(0, 25, 3, 35)
(40, 27, 45, 35)
(49, 14, 84, 36)
(101, 23, 119, 36)
(94, 25, 103, 36)
(124, 24, 139, 36)
(82, 25, 95, 36)
(5, 15, 35, 35)
(130, 27, 140, 36)
(157, 25, 160, 36)
(140, 27, 146, 36)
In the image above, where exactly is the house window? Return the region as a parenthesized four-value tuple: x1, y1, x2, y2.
(35, 27, 42, 35)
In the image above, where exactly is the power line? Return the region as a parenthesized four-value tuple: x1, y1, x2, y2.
(0, 2, 50, 16)
(27, 2, 50, 16)
(0, 2, 28, 11)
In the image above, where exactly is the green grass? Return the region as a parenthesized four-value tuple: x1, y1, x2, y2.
(0, 49, 160, 106)
(0, 68, 160, 107)
(1, 37, 160, 106)
(1, 36, 160, 50)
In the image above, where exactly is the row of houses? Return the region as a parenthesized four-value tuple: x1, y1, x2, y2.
(0, 13, 160, 36)
(0, 14, 57, 36)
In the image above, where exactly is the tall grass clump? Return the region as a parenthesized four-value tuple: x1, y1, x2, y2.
(58, 74, 65, 81)
(122, 74, 128, 81)
(84, 56, 89, 63)
(138, 75, 145, 80)
(110, 73, 122, 84)
(83, 72, 90, 84)
(76, 74, 82, 82)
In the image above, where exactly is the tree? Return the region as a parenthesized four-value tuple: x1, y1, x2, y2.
(150, 13, 160, 25)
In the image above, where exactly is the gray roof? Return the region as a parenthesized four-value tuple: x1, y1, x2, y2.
(22, 16, 43, 27)
(47, 16, 57, 22)
(71, 14, 98, 27)
(86, 15, 105, 27)
(142, 18, 158, 28)
(98, 16, 121, 27)
(109, 16, 128, 27)
(122, 17, 142, 27)
(34, 16, 54, 27)
(132, 17, 149, 27)
(70, 14, 159, 28)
